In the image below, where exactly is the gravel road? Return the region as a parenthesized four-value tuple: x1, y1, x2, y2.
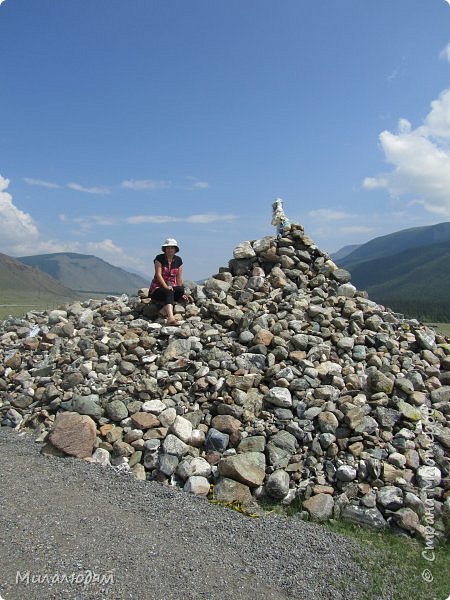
(0, 428, 389, 600)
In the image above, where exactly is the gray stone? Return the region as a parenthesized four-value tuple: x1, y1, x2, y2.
(158, 453, 179, 476)
(317, 411, 339, 433)
(269, 430, 297, 454)
(119, 360, 135, 375)
(332, 268, 351, 283)
(336, 284, 356, 298)
(377, 486, 403, 510)
(392, 508, 420, 533)
(162, 434, 189, 458)
(303, 493, 334, 521)
(11, 394, 33, 409)
(342, 505, 387, 530)
(213, 477, 253, 506)
(415, 328, 436, 350)
(352, 346, 367, 361)
(238, 436, 266, 453)
(434, 426, 450, 449)
(205, 428, 229, 453)
(218, 452, 266, 487)
(2, 408, 23, 428)
(430, 386, 450, 404)
(71, 395, 104, 419)
(184, 476, 210, 496)
(374, 407, 401, 429)
(368, 371, 394, 395)
(336, 465, 357, 482)
(265, 470, 290, 499)
(162, 339, 192, 361)
(264, 387, 292, 408)
(106, 400, 129, 422)
(266, 443, 291, 469)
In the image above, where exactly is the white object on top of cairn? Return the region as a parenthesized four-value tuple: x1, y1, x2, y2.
(271, 198, 291, 237)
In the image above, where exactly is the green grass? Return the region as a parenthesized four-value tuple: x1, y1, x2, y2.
(0, 292, 108, 321)
(0, 298, 66, 320)
(324, 519, 449, 600)
(426, 322, 450, 338)
(260, 499, 449, 600)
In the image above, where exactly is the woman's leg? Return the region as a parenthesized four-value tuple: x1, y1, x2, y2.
(173, 286, 185, 302)
(150, 287, 177, 323)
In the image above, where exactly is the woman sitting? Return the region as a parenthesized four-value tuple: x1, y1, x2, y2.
(149, 238, 188, 326)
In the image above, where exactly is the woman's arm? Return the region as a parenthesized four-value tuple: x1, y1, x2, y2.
(176, 265, 183, 287)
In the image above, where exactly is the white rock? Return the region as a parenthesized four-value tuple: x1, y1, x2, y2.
(190, 457, 212, 478)
(337, 283, 356, 298)
(233, 241, 256, 259)
(158, 407, 177, 428)
(141, 400, 166, 414)
(184, 476, 210, 496)
(170, 415, 193, 443)
(265, 387, 292, 408)
(91, 448, 111, 467)
(416, 466, 441, 488)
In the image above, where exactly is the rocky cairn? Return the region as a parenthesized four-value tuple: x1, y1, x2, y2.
(1, 224, 449, 540)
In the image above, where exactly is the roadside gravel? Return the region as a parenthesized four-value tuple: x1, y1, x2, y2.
(0, 428, 388, 600)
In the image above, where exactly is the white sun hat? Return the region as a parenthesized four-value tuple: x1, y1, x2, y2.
(161, 238, 179, 253)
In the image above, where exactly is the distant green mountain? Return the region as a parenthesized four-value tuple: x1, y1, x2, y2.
(18, 253, 149, 295)
(339, 222, 450, 270)
(0, 253, 79, 304)
(332, 244, 361, 262)
(336, 223, 450, 321)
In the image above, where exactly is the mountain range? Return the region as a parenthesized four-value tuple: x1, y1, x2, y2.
(18, 253, 149, 295)
(334, 222, 450, 321)
(0, 222, 449, 321)
(0, 253, 78, 306)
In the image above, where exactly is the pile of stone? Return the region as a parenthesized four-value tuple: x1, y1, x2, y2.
(1, 224, 449, 540)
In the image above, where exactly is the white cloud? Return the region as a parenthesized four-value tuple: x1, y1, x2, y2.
(126, 213, 236, 225)
(418, 88, 450, 139)
(363, 87, 450, 218)
(85, 239, 150, 275)
(23, 177, 61, 189)
(67, 182, 111, 195)
(191, 181, 209, 189)
(307, 209, 354, 221)
(185, 176, 210, 190)
(0, 176, 148, 273)
(0, 175, 40, 252)
(121, 176, 210, 191)
(121, 179, 172, 191)
(58, 214, 119, 234)
(362, 177, 389, 190)
(126, 215, 179, 224)
(440, 41, 450, 63)
(185, 213, 235, 223)
(86, 239, 124, 255)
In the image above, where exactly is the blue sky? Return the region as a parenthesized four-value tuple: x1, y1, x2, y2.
(1, 0, 450, 282)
